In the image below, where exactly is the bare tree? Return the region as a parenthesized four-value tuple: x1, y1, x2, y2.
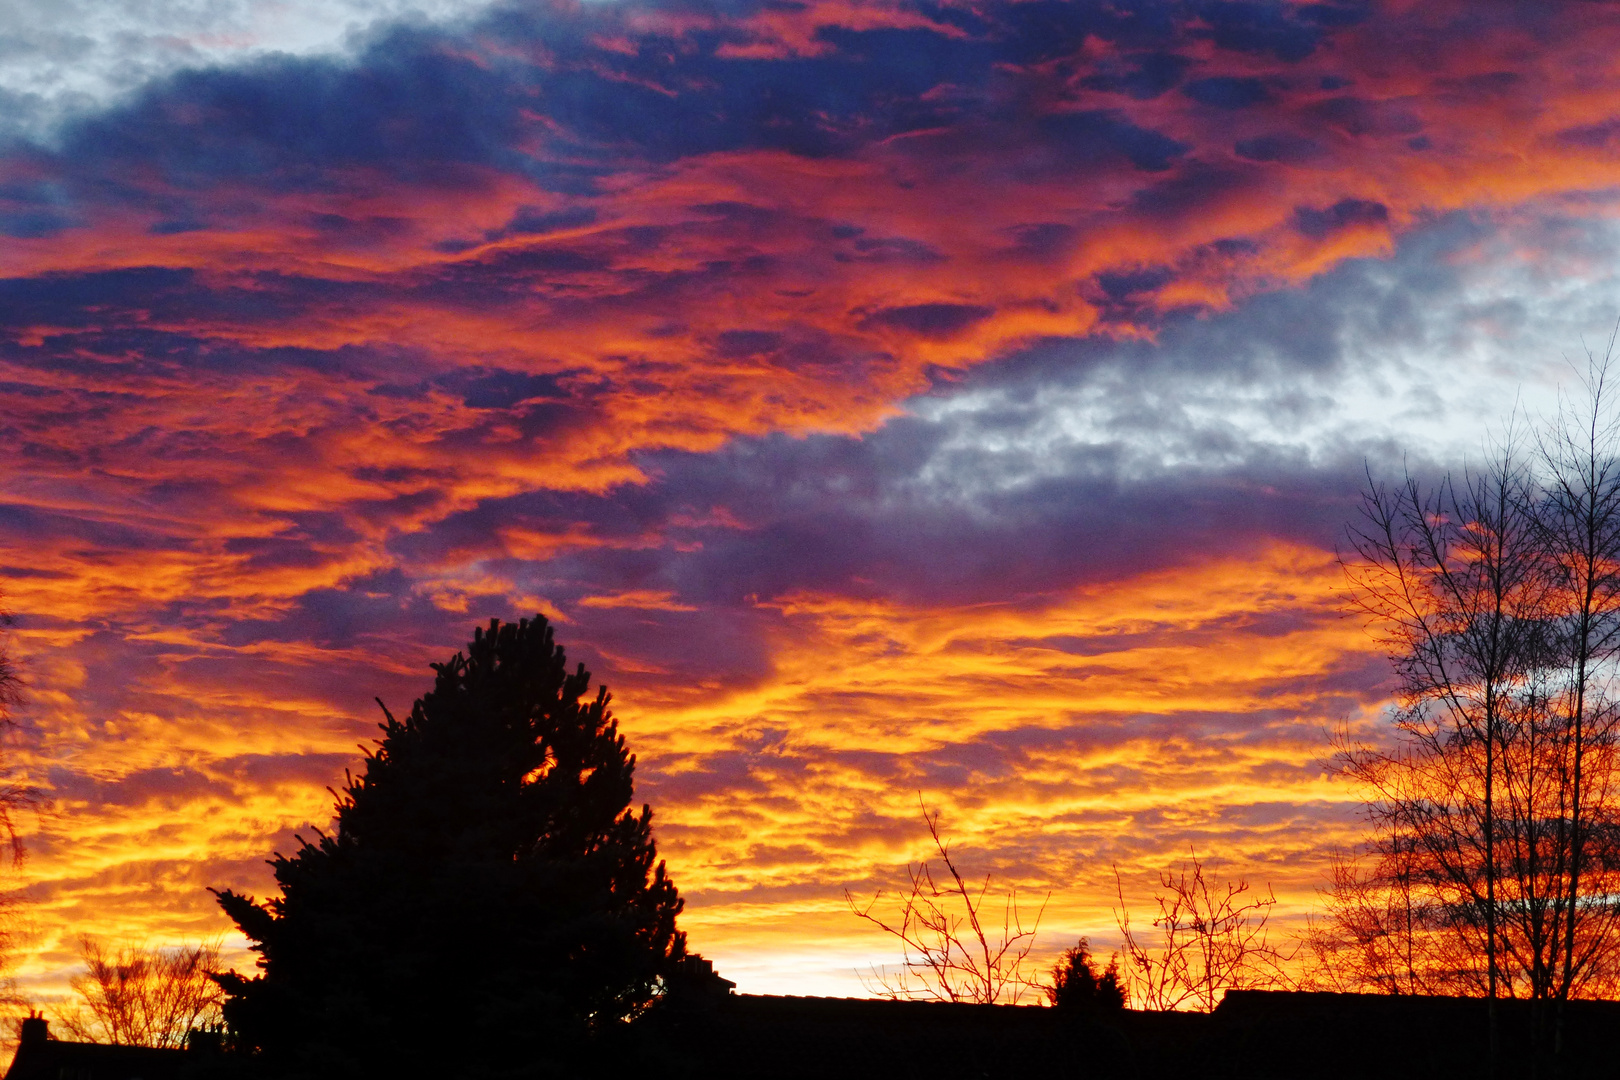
(1112, 851, 1295, 1012)
(0, 609, 30, 867)
(1334, 345, 1620, 1071)
(1339, 435, 1544, 1068)
(55, 937, 224, 1049)
(1302, 841, 1479, 997)
(0, 603, 36, 1060)
(1527, 339, 1620, 1055)
(847, 797, 1047, 1004)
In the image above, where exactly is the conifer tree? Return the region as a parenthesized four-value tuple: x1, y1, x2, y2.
(213, 616, 692, 1076)
(1046, 939, 1125, 1012)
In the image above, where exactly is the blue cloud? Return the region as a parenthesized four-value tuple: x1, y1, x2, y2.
(1293, 197, 1388, 239)
(1079, 52, 1192, 100)
(1234, 132, 1324, 164)
(859, 303, 995, 338)
(1181, 76, 1273, 109)
(0, 0, 1384, 227)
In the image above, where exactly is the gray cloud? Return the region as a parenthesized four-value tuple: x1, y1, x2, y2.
(0, 0, 499, 143)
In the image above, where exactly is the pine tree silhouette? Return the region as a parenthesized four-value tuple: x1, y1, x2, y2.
(213, 616, 691, 1076)
(1047, 939, 1126, 1013)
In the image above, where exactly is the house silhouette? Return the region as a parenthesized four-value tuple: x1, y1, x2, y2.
(647, 989, 1620, 1079)
(4, 1015, 206, 1080)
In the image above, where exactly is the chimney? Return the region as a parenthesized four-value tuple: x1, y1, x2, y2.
(18, 1014, 47, 1049)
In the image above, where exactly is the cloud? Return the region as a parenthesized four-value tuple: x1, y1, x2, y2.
(1181, 75, 1274, 109)
(859, 303, 997, 339)
(0, 0, 508, 143)
(5, 0, 1620, 1000)
(1293, 198, 1389, 239)
(1079, 51, 1192, 100)
(1234, 132, 1325, 163)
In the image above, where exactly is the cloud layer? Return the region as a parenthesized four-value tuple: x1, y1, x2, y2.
(3, 0, 1620, 998)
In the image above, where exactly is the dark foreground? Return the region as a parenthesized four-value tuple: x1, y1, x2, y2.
(11, 991, 1620, 1079)
(651, 990, 1620, 1079)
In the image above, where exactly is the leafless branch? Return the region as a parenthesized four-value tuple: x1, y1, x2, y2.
(55, 937, 224, 1049)
(847, 795, 1048, 1004)
(1113, 850, 1295, 1011)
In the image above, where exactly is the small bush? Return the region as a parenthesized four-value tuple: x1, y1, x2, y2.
(1046, 939, 1125, 1012)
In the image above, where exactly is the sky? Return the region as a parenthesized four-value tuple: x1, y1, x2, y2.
(2, 0, 1620, 1002)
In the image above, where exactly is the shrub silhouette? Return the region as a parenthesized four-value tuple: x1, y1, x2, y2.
(1046, 939, 1125, 1012)
(847, 797, 1047, 1004)
(213, 616, 692, 1076)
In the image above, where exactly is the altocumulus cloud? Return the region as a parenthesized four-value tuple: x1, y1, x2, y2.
(2, 0, 1620, 998)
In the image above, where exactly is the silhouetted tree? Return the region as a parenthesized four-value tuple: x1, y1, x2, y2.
(213, 616, 694, 1077)
(1302, 845, 1458, 997)
(847, 796, 1047, 1004)
(1113, 851, 1294, 1011)
(0, 606, 29, 1054)
(1340, 438, 1537, 1067)
(1336, 348, 1620, 1071)
(0, 608, 27, 866)
(56, 937, 223, 1048)
(1046, 938, 1125, 1012)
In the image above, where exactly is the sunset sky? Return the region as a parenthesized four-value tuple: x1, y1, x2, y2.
(3, 0, 1620, 1002)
